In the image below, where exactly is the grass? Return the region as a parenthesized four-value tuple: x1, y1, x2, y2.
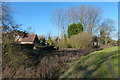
(3, 43, 119, 78)
(60, 46, 119, 78)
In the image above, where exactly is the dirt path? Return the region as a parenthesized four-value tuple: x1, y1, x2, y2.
(106, 54, 118, 78)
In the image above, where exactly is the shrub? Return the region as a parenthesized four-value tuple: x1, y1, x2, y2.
(69, 32, 92, 48)
(20, 44, 34, 49)
(92, 36, 100, 48)
(47, 36, 53, 46)
(40, 37, 46, 46)
(67, 23, 83, 38)
(57, 39, 70, 48)
(54, 34, 71, 48)
(117, 39, 120, 46)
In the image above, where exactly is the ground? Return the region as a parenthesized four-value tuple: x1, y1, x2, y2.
(59, 46, 119, 78)
(2, 45, 119, 78)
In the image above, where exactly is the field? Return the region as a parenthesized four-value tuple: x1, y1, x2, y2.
(59, 46, 119, 78)
(2, 44, 119, 78)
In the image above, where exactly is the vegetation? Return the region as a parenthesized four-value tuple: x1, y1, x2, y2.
(52, 5, 116, 48)
(2, 44, 101, 78)
(2, 2, 19, 32)
(55, 32, 117, 49)
(67, 23, 83, 38)
(3, 41, 119, 78)
(59, 46, 119, 78)
(40, 37, 46, 46)
(100, 19, 115, 45)
(57, 39, 69, 48)
(47, 35, 54, 46)
(69, 32, 92, 48)
(2, 3, 118, 79)
(117, 38, 120, 46)
(52, 5, 102, 36)
(2, 43, 57, 78)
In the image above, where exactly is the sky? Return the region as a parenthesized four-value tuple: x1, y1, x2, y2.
(10, 2, 118, 38)
(3, 0, 120, 2)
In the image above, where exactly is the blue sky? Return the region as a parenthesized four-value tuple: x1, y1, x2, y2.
(4, 0, 119, 2)
(11, 2, 118, 38)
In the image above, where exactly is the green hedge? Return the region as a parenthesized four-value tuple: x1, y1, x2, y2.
(20, 44, 34, 49)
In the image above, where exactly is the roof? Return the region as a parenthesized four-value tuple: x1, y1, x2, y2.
(20, 34, 37, 42)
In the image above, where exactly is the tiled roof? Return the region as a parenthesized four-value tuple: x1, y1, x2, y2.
(20, 34, 37, 42)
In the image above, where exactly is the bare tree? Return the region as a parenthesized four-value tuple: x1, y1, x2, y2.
(2, 2, 17, 32)
(66, 6, 79, 24)
(52, 5, 102, 38)
(1, 2, 20, 44)
(52, 8, 68, 39)
(0, 1, 2, 26)
(0, 2, 2, 44)
(100, 19, 115, 45)
(78, 5, 102, 35)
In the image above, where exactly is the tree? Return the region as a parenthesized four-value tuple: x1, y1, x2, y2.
(2, 2, 17, 32)
(100, 29, 106, 45)
(52, 5, 102, 37)
(67, 23, 83, 38)
(78, 5, 102, 35)
(52, 8, 67, 39)
(40, 37, 46, 46)
(1, 2, 20, 44)
(117, 38, 120, 46)
(47, 35, 53, 46)
(66, 6, 79, 24)
(100, 19, 115, 45)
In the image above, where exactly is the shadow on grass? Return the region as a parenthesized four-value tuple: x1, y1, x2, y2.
(64, 50, 118, 78)
(83, 51, 117, 78)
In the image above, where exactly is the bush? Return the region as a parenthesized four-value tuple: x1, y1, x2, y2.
(56, 32, 92, 49)
(57, 39, 70, 48)
(67, 23, 83, 38)
(54, 34, 71, 48)
(20, 44, 34, 49)
(40, 38, 46, 46)
(47, 36, 53, 46)
(69, 32, 92, 48)
(117, 39, 120, 46)
(92, 36, 100, 48)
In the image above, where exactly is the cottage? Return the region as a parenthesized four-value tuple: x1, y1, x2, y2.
(12, 30, 40, 48)
(19, 34, 40, 46)
(13, 30, 27, 42)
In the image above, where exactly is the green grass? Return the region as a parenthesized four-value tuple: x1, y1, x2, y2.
(60, 46, 119, 78)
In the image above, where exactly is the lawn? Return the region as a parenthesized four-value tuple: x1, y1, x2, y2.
(60, 46, 119, 78)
